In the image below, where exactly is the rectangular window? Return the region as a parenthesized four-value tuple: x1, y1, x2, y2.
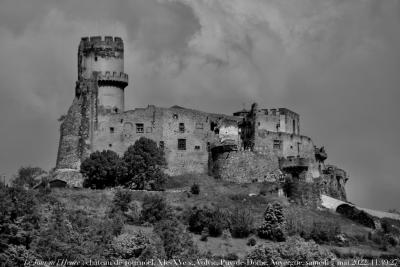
(273, 140, 281, 149)
(179, 123, 185, 133)
(196, 122, 203, 129)
(136, 123, 144, 133)
(109, 127, 114, 133)
(178, 139, 186, 150)
(159, 141, 165, 150)
(195, 145, 200, 150)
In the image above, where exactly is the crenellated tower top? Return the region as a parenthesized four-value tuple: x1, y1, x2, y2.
(77, 36, 128, 114)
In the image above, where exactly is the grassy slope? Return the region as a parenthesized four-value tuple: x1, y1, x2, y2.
(47, 174, 400, 259)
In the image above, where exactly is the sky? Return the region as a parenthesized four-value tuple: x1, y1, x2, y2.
(0, 0, 399, 211)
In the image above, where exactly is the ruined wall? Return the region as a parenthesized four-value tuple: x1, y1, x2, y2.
(212, 150, 280, 183)
(56, 79, 97, 171)
(255, 108, 299, 134)
(253, 130, 319, 180)
(320, 165, 348, 201)
(91, 105, 240, 176)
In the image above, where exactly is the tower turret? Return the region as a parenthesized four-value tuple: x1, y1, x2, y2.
(78, 36, 128, 113)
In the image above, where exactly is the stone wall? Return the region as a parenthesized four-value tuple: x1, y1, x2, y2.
(211, 150, 280, 183)
(320, 165, 348, 201)
(56, 79, 96, 171)
(90, 105, 240, 176)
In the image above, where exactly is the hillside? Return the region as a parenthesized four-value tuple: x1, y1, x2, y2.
(47, 174, 400, 261)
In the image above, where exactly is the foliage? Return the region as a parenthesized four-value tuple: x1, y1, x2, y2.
(12, 166, 46, 189)
(247, 238, 257, 246)
(190, 183, 200, 195)
(112, 188, 133, 212)
(228, 208, 254, 238)
(154, 218, 197, 259)
(285, 206, 343, 244)
(33, 203, 123, 261)
(258, 202, 286, 241)
(120, 137, 167, 190)
(246, 236, 336, 267)
(112, 231, 149, 259)
(141, 194, 171, 224)
(81, 150, 123, 189)
(188, 206, 227, 237)
(138, 233, 166, 261)
(336, 204, 376, 229)
(0, 186, 40, 251)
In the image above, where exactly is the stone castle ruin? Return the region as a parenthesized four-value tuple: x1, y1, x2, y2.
(55, 36, 348, 204)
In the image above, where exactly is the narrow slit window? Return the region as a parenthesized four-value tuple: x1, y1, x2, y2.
(178, 139, 186, 150)
(179, 123, 185, 133)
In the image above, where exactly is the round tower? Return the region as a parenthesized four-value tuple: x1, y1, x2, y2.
(78, 36, 128, 113)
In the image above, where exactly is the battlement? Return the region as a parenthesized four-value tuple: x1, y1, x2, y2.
(96, 71, 128, 87)
(79, 36, 124, 54)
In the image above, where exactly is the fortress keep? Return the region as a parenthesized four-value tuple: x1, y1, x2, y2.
(56, 36, 348, 202)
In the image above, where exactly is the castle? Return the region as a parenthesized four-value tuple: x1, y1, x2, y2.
(55, 36, 348, 203)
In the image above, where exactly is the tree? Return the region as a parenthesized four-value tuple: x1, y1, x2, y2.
(120, 137, 167, 190)
(154, 218, 197, 259)
(12, 166, 46, 189)
(81, 150, 123, 189)
(257, 202, 286, 241)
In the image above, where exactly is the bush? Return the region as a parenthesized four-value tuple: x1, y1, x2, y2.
(81, 150, 123, 189)
(108, 189, 140, 224)
(247, 238, 256, 246)
(112, 188, 133, 212)
(309, 221, 341, 244)
(336, 204, 376, 229)
(154, 218, 197, 259)
(12, 166, 46, 189)
(112, 231, 149, 259)
(190, 183, 200, 195)
(188, 206, 227, 237)
(224, 253, 239, 260)
(246, 236, 336, 266)
(285, 206, 343, 244)
(141, 195, 171, 224)
(120, 137, 167, 190)
(258, 202, 286, 241)
(228, 208, 254, 238)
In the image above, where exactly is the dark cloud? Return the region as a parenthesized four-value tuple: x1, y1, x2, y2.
(0, 0, 399, 210)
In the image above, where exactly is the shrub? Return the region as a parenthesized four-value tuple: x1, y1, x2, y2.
(190, 183, 200, 195)
(309, 221, 341, 244)
(138, 233, 166, 261)
(120, 137, 167, 190)
(141, 195, 171, 224)
(336, 204, 376, 229)
(81, 150, 123, 189)
(154, 218, 197, 259)
(224, 253, 239, 260)
(188, 206, 227, 237)
(258, 202, 286, 241)
(12, 166, 46, 189)
(112, 188, 133, 212)
(247, 238, 256, 246)
(246, 236, 336, 266)
(228, 208, 254, 238)
(112, 231, 149, 259)
(285, 206, 343, 244)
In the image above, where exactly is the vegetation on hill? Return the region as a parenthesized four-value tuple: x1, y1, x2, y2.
(1, 154, 399, 265)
